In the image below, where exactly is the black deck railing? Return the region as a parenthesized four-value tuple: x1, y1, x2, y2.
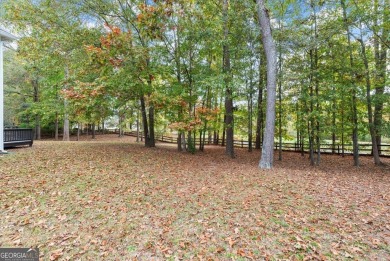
(4, 128, 34, 148)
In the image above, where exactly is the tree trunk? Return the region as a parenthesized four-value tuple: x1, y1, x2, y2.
(92, 123, 96, 139)
(118, 114, 121, 137)
(296, 101, 302, 155)
(201, 128, 207, 151)
(177, 131, 182, 151)
(223, 0, 234, 158)
(248, 81, 253, 153)
(332, 83, 336, 154)
(301, 82, 307, 158)
(77, 122, 80, 141)
(147, 98, 155, 147)
(199, 130, 203, 151)
(373, 0, 388, 155)
(63, 66, 70, 141)
(35, 116, 41, 140)
(221, 115, 226, 147)
(187, 131, 194, 153)
(118, 113, 124, 137)
(341, 0, 359, 166)
(358, 38, 381, 165)
(55, 112, 59, 140)
(181, 132, 186, 150)
(314, 47, 321, 165)
(213, 130, 219, 145)
(63, 100, 70, 141)
(141, 56, 155, 148)
(175, 25, 183, 152)
(277, 24, 283, 161)
(255, 60, 264, 149)
(257, 0, 277, 169)
(140, 95, 149, 147)
(308, 2, 321, 166)
(309, 50, 315, 166)
(177, 108, 183, 151)
(309, 121, 315, 166)
(32, 79, 41, 140)
(136, 108, 140, 143)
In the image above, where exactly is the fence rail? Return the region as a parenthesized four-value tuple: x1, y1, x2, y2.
(115, 130, 389, 157)
(4, 128, 34, 148)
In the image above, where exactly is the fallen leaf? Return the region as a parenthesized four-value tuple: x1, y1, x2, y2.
(50, 248, 63, 260)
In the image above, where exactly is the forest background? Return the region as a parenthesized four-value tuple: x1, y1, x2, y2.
(0, 0, 389, 166)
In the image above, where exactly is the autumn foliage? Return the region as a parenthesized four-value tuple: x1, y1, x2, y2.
(85, 24, 133, 69)
(169, 104, 219, 132)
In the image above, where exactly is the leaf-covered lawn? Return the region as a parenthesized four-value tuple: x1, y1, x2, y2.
(1, 135, 389, 260)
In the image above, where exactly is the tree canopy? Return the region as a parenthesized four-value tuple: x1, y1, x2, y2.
(2, 0, 389, 167)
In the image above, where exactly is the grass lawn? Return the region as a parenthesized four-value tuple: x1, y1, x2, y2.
(1, 135, 389, 260)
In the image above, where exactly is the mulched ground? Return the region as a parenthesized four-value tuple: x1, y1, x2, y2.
(1, 134, 389, 260)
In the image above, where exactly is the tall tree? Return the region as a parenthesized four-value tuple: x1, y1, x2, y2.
(81, 0, 159, 147)
(341, 0, 360, 166)
(255, 54, 265, 150)
(372, 0, 389, 155)
(223, 0, 235, 158)
(5, 0, 97, 141)
(357, 35, 381, 165)
(256, 0, 277, 169)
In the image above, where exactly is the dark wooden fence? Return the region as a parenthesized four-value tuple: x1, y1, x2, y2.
(117, 130, 390, 157)
(4, 128, 34, 148)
